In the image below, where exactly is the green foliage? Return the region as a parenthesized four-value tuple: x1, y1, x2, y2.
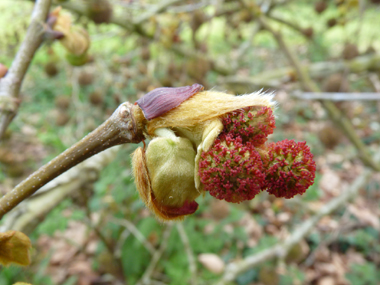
(302, 173, 321, 201)
(346, 262, 380, 285)
(280, 265, 306, 285)
(34, 200, 71, 237)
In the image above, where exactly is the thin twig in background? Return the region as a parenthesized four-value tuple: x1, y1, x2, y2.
(84, 204, 125, 282)
(133, 0, 183, 25)
(71, 68, 85, 141)
(0, 146, 122, 232)
(0, 102, 144, 219)
(109, 217, 156, 255)
(216, 151, 379, 285)
(293, 92, 380, 101)
(138, 223, 174, 285)
(60, 1, 233, 76)
(257, 15, 380, 172)
(235, 23, 261, 63)
(0, 0, 52, 140)
(222, 54, 380, 90)
(177, 223, 198, 285)
(267, 14, 309, 39)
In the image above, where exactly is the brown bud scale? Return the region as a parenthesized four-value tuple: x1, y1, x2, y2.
(136, 83, 204, 120)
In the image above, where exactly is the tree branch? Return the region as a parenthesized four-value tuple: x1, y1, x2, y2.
(0, 146, 121, 234)
(0, 0, 52, 140)
(133, 0, 183, 25)
(0, 102, 144, 219)
(222, 54, 380, 91)
(293, 92, 380, 101)
(60, 0, 232, 76)
(257, 15, 380, 172)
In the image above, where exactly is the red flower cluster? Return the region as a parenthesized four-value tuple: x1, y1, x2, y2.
(199, 134, 265, 203)
(221, 106, 276, 146)
(265, 139, 316, 198)
(199, 107, 316, 203)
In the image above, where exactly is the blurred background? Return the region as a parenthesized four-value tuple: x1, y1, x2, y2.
(0, 0, 380, 284)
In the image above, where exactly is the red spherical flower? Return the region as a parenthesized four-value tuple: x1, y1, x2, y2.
(222, 106, 276, 146)
(198, 134, 266, 203)
(264, 139, 316, 199)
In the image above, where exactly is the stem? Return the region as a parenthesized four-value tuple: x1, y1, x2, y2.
(258, 15, 380, 172)
(0, 0, 52, 140)
(0, 102, 144, 219)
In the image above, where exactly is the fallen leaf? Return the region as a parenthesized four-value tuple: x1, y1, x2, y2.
(320, 170, 341, 196)
(317, 276, 336, 285)
(348, 205, 380, 230)
(198, 253, 225, 274)
(239, 213, 263, 247)
(0, 231, 31, 266)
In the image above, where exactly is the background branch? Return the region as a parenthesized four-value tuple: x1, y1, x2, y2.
(137, 224, 174, 285)
(0, 0, 51, 140)
(257, 15, 380, 172)
(0, 102, 144, 219)
(0, 146, 121, 233)
(177, 223, 198, 285)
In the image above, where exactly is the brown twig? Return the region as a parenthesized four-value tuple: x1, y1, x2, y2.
(267, 14, 310, 39)
(257, 15, 380, 172)
(0, 102, 144, 219)
(0, 0, 52, 140)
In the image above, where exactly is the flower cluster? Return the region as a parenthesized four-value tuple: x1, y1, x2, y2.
(131, 85, 316, 221)
(199, 134, 265, 203)
(199, 107, 316, 202)
(265, 139, 316, 199)
(221, 106, 275, 146)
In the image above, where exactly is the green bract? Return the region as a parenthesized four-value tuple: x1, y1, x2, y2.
(145, 137, 200, 208)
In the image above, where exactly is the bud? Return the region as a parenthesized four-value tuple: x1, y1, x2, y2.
(263, 139, 316, 198)
(221, 106, 275, 146)
(198, 134, 266, 203)
(145, 90, 275, 137)
(131, 85, 316, 221)
(50, 7, 90, 66)
(132, 137, 200, 221)
(136, 84, 204, 120)
(88, 0, 113, 24)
